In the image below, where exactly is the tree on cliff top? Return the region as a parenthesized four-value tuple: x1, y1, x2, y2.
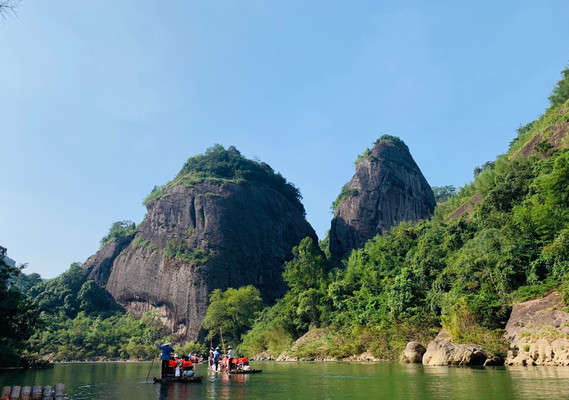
(176, 144, 305, 214)
(354, 135, 409, 165)
(549, 63, 569, 108)
(374, 134, 409, 153)
(100, 220, 136, 248)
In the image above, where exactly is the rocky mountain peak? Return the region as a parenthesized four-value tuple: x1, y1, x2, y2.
(84, 145, 317, 340)
(329, 136, 436, 258)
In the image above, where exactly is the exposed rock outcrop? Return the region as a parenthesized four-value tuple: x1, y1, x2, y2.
(101, 179, 316, 340)
(83, 146, 317, 341)
(400, 341, 426, 364)
(329, 137, 435, 258)
(422, 329, 489, 366)
(83, 235, 134, 286)
(505, 291, 569, 366)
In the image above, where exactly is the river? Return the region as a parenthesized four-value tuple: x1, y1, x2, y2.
(2, 361, 569, 399)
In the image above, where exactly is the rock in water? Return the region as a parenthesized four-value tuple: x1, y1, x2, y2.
(329, 136, 435, 259)
(422, 329, 488, 366)
(86, 146, 317, 340)
(400, 341, 427, 363)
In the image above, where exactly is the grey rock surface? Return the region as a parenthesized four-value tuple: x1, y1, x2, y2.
(330, 139, 435, 259)
(400, 341, 427, 363)
(83, 235, 134, 285)
(505, 292, 569, 366)
(87, 179, 316, 340)
(422, 329, 488, 366)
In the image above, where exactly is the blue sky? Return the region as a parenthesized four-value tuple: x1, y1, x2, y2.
(1, 1, 569, 278)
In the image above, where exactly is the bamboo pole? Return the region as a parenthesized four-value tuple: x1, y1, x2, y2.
(20, 386, 31, 400)
(31, 385, 42, 400)
(54, 383, 64, 399)
(9, 386, 20, 400)
(219, 328, 226, 354)
(1, 385, 64, 400)
(146, 356, 156, 382)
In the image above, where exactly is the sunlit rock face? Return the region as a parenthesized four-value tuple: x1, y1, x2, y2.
(87, 179, 316, 340)
(505, 292, 569, 366)
(330, 139, 436, 259)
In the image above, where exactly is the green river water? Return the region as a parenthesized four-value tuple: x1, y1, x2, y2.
(2, 361, 569, 399)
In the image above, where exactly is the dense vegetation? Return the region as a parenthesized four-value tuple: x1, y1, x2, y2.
(431, 185, 457, 203)
(17, 263, 166, 361)
(144, 144, 305, 215)
(99, 220, 136, 248)
(0, 246, 41, 367)
(202, 286, 264, 347)
(4, 62, 569, 365)
(238, 74, 569, 360)
(549, 63, 569, 108)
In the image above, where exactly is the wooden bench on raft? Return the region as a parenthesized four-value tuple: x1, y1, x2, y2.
(1, 384, 64, 400)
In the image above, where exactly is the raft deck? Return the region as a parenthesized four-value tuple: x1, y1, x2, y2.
(1, 383, 65, 400)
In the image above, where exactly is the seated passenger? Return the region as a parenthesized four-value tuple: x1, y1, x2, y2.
(182, 356, 195, 377)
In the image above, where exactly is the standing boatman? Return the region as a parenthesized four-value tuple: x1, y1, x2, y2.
(227, 346, 235, 370)
(157, 341, 175, 378)
(212, 346, 220, 371)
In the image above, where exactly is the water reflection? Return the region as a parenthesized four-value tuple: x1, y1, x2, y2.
(158, 382, 197, 399)
(204, 368, 249, 399)
(508, 366, 569, 399)
(3, 362, 569, 399)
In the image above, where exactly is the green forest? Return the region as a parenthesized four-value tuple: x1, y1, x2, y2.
(236, 64, 569, 360)
(1, 63, 569, 368)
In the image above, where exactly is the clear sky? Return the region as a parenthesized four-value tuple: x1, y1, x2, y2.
(1, 1, 569, 279)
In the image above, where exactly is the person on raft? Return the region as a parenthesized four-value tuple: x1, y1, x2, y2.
(212, 346, 221, 371)
(157, 341, 175, 377)
(237, 355, 250, 370)
(227, 346, 234, 370)
(182, 356, 195, 377)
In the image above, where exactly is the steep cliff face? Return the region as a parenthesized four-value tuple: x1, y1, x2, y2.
(83, 235, 134, 286)
(100, 177, 316, 340)
(329, 138, 435, 258)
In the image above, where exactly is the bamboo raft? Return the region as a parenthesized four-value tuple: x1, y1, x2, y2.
(1, 384, 64, 400)
(153, 376, 203, 383)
